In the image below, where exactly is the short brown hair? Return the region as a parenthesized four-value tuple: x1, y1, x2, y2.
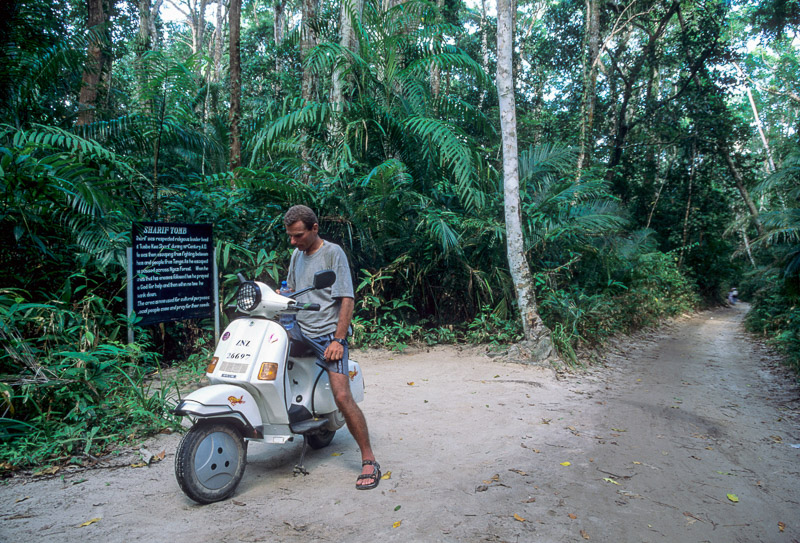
(283, 205, 318, 230)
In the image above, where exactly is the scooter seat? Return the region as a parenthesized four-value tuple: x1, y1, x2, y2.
(289, 338, 316, 357)
(289, 417, 328, 434)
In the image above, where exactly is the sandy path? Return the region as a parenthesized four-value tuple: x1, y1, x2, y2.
(1, 304, 798, 542)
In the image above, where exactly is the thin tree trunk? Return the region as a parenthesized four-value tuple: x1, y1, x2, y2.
(645, 146, 677, 230)
(576, 0, 599, 175)
(478, 0, 489, 110)
(77, 0, 111, 125)
(678, 141, 698, 269)
(497, 0, 553, 353)
(734, 62, 776, 173)
(229, 0, 242, 173)
(274, 0, 285, 94)
(301, 0, 318, 102)
(430, 0, 445, 100)
(722, 148, 764, 237)
(740, 225, 757, 267)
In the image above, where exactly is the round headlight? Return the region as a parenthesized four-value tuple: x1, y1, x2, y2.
(237, 282, 261, 312)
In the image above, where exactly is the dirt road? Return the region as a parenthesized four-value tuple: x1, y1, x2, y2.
(2, 305, 799, 542)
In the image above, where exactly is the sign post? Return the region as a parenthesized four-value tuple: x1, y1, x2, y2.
(127, 223, 218, 343)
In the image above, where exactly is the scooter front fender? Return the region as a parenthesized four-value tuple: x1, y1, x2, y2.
(173, 384, 263, 438)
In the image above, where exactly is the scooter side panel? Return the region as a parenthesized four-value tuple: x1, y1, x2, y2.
(310, 360, 365, 414)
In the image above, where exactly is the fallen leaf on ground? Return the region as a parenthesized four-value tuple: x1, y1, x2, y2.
(15, 496, 31, 503)
(568, 513, 577, 519)
(778, 521, 785, 532)
(602, 478, 620, 485)
(632, 461, 641, 465)
(33, 466, 59, 477)
(509, 469, 527, 476)
(513, 513, 526, 522)
(727, 493, 739, 503)
(394, 505, 401, 511)
(154, 450, 166, 462)
(130, 462, 147, 468)
(560, 462, 571, 467)
(79, 518, 101, 527)
(232, 500, 246, 506)
(611, 428, 627, 432)
(381, 471, 392, 480)
(522, 497, 536, 503)
(407, 382, 414, 386)
(331, 452, 342, 456)
(392, 521, 402, 528)
(580, 529, 590, 539)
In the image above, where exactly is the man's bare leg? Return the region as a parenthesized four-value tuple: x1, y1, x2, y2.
(329, 371, 378, 487)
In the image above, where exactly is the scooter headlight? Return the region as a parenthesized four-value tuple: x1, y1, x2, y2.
(237, 282, 261, 312)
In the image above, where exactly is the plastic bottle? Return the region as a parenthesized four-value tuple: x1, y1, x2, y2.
(279, 281, 296, 329)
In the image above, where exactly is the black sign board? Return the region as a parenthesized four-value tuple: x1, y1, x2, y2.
(131, 223, 214, 326)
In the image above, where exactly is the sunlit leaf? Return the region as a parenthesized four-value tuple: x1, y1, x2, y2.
(778, 521, 785, 532)
(392, 521, 402, 528)
(331, 452, 342, 456)
(727, 493, 739, 503)
(513, 513, 526, 522)
(560, 461, 571, 466)
(602, 477, 620, 485)
(79, 518, 101, 527)
(381, 471, 392, 480)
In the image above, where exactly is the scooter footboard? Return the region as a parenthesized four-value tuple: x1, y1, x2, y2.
(173, 384, 263, 437)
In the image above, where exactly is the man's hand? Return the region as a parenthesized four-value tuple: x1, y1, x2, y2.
(324, 340, 344, 362)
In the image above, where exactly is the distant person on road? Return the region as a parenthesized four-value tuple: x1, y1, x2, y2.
(727, 287, 738, 305)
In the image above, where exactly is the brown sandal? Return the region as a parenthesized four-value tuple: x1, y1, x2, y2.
(356, 460, 381, 490)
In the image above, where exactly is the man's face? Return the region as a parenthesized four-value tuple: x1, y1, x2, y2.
(286, 220, 319, 252)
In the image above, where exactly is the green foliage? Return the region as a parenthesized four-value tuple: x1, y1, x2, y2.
(0, 289, 181, 467)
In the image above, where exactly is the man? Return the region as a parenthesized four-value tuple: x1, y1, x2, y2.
(284, 205, 381, 490)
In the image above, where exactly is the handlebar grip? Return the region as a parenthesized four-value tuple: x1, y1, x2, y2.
(298, 303, 320, 311)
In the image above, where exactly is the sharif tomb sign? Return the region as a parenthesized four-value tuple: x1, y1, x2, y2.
(131, 222, 215, 326)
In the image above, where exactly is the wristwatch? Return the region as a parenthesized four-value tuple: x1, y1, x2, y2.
(332, 337, 347, 346)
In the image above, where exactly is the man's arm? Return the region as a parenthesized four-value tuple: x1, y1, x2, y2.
(324, 296, 354, 361)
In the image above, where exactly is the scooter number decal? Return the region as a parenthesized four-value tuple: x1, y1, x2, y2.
(228, 395, 245, 406)
(225, 352, 251, 360)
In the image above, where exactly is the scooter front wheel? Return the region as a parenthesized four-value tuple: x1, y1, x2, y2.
(175, 421, 247, 504)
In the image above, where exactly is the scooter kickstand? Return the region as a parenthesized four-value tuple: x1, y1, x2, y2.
(293, 436, 310, 476)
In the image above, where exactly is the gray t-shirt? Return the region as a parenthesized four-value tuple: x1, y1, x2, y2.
(287, 240, 355, 338)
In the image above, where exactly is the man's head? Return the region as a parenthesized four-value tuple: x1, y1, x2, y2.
(284, 205, 320, 253)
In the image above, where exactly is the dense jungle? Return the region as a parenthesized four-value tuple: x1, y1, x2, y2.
(0, 0, 798, 468)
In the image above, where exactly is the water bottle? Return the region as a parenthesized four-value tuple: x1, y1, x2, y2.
(279, 281, 296, 329)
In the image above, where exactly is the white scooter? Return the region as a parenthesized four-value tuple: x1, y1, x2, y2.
(172, 270, 365, 504)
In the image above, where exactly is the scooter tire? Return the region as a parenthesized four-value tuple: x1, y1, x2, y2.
(307, 429, 336, 449)
(175, 421, 247, 504)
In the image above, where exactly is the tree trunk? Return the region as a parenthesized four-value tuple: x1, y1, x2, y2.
(229, 0, 242, 172)
(576, 0, 599, 175)
(497, 0, 554, 355)
(77, 0, 111, 125)
(722, 148, 764, 237)
(734, 62, 776, 173)
(301, 0, 318, 102)
(430, 0, 445, 100)
(331, 0, 361, 105)
(274, 0, 285, 94)
(678, 141, 698, 269)
(478, 0, 489, 110)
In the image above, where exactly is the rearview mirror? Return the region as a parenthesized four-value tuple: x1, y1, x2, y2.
(313, 270, 336, 290)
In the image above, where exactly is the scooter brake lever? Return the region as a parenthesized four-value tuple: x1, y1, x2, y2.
(236, 273, 248, 283)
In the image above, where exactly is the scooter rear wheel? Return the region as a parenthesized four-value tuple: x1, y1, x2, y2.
(175, 421, 247, 504)
(307, 429, 336, 449)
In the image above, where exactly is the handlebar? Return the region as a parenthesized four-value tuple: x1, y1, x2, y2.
(292, 303, 320, 311)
